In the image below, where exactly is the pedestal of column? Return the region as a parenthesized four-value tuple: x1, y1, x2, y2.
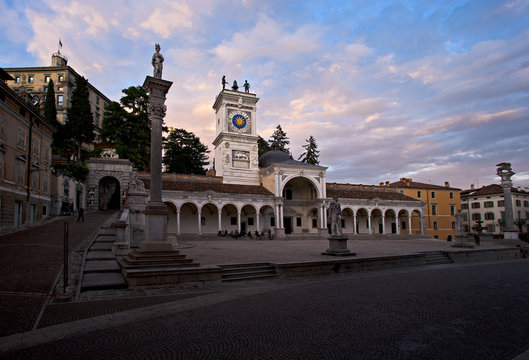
(322, 234, 355, 256)
(451, 235, 475, 248)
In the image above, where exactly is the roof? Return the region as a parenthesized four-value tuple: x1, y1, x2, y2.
(326, 187, 421, 202)
(461, 184, 529, 197)
(141, 178, 274, 196)
(389, 180, 460, 191)
(259, 149, 322, 168)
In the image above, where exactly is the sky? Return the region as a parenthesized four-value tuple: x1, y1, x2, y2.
(1, 0, 529, 190)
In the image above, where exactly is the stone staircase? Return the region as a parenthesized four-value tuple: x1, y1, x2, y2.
(117, 250, 200, 269)
(220, 263, 277, 282)
(423, 251, 453, 265)
(81, 227, 128, 292)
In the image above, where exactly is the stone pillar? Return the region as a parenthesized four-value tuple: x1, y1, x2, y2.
(421, 216, 426, 235)
(237, 211, 241, 233)
(408, 215, 412, 234)
(353, 214, 357, 234)
(497, 163, 518, 240)
(381, 215, 386, 234)
(395, 215, 400, 234)
(218, 211, 222, 232)
(141, 76, 173, 252)
(177, 209, 181, 235)
(197, 211, 202, 235)
(368, 213, 372, 234)
(256, 212, 260, 232)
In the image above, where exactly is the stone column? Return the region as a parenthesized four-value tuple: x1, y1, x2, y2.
(197, 211, 202, 235)
(218, 211, 222, 232)
(141, 76, 173, 252)
(237, 211, 241, 233)
(177, 209, 181, 235)
(395, 214, 399, 234)
(421, 216, 426, 235)
(408, 215, 412, 234)
(381, 215, 386, 234)
(497, 163, 518, 240)
(353, 214, 357, 234)
(368, 213, 372, 234)
(256, 212, 260, 232)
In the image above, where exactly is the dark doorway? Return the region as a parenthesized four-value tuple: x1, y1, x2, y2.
(391, 223, 397, 233)
(284, 216, 293, 234)
(99, 177, 120, 210)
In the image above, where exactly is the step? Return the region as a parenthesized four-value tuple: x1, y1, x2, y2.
(90, 242, 113, 251)
(222, 269, 276, 279)
(81, 272, 128, 291)
(127, 250, 184, 260)
(84, 260, 121, 273)
(95, 235, 117, 243)
(220, 263, 271, 269)
(221, 265, 273, 273)
(222, 273, 278, 282)
(86, 250, 116, 261)
(117, 257, 200, 269)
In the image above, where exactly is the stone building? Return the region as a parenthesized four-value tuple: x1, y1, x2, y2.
(133, 88, 426, 239)
(4, 52, 110, 136)
(0, 68, 55, 230)
(388, 178, 461, 241)
(461, 184, 529, 234)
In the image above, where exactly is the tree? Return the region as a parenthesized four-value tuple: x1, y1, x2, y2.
(100, 86, 151, 170)
(298, 135, 320, 165)
(163, 128, 209, 175)
(268, 124, 290, 153)
(65, 75, 94, 159)
(257, 135, 271, 157)
(43, 79, 58, 126)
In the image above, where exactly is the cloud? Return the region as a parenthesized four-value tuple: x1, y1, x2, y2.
(140, 3, 193, 38)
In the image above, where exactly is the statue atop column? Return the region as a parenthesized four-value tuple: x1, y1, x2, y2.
(222, 75, 228, 90)
(232, 80, 239, 91)
(152, 43, 164, 79)
(244, 80, 250, 93)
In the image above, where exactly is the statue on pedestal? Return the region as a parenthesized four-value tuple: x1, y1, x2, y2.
(232, 80, 239, 91)
(455, 210, 464, 236)
(244, 80, 250, 93)
(152, 43, 164, 79)
(328, 197, 343, 236)
(222, 75, 228, 90)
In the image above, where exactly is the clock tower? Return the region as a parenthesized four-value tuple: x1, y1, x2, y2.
(212, 87, 260, 185)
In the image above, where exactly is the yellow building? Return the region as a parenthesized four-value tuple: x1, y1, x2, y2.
(389, 178, 461, 240)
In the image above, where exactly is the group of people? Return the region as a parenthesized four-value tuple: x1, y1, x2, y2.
(218, 229, 274, 240)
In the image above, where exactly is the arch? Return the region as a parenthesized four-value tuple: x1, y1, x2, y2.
(384, 209, 397, 234)
(280, 176, 321, 234)
(370, 208, 383, 234)
(356, 208, 369, 234)
(98, 176, 120, 210)
(221, 203, 239, 234)
(180, 202, 199, 234)
(259, 205, 275, 234)
(398, 209, 410, 234)
(280, 175, 322, 199)
(342, 207, 355, 235)
(165, 201, 178, 234)
(240, 204, 258, 234)
(411, 209, 423, 234)
(200, 202, 220, 234)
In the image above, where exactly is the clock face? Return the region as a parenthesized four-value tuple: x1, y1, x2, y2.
(228, 110, 250, 133)
(232, 114, 246, 129)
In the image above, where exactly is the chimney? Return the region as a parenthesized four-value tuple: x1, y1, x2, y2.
(379, 182, 384, 186)
(445, 181, 449, 188)
(470, 184, 474, 190)
(385, 181, 390, 186)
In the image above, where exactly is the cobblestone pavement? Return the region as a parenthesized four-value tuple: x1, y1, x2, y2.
(0, 211, 115, 337)
(4, 260, 529, 360)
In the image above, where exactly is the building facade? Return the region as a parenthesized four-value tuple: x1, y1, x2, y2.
(461, 184, 529, 234)
(0, 69, 55, 230)
(128, 88, 427, 238)
(389, 178, 461, 240)
(4, 53, 110, 132)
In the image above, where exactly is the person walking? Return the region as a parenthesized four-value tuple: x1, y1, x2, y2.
(77, 207, 85, 223)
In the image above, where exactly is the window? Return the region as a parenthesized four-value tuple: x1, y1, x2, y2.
(487, 224, 495, 232)
(471, 202, 480, 209)
(96, 96, 100, 105)
(31, 172, 39, 189)
(42, 173, 49, 193)
(57, 86, 64, 92)
(16, 162, 25, 185)
(15, 76, 21, 83)
(431, 204, 437, 215)
(26, 88, 32, 93)
(516, 200, 522, 206)
(524, 201, 529, 207)
(0, 154, 4, 180)
(312, 218, 318, 228)
(433, 221, 438, 230)
(0, 118, 5, 140)
(484, 213, 495, 220)
(17, 128, 26, 148)
(450, 205, 455, 216)
(57, 95, 63, 106)
(28, 75, 34, 83)
(296, 217, 302, 227)
(401, 221, 406, 230)
(461, 203, 468, 210)
(484, 201, 494, 208)
(43, 87, 48, 93)
(95, 112, 100, 127)
(450, 192, 454, 199)
(417, 191, 422, 198)
(463, 213, 468, 221)
(230, 217, 236, 225)
(44, 75, 50, 83)
(58, 74, 64, 82)
(452, 222, 455, 230)
(43, 146, 50, 162)
(498, 200, 504, 207)
(472, 213, 481, 221)
(247, 217, 254, 226)
(431, 191, 436, 199)
(270, 217, 275, 227)
(399, 190, 404, 194)
(32, 138, 40, 157)
(42, 205, 47, 216)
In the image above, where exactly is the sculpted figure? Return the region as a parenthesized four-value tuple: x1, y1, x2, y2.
(455, 210, 464, 236)
(222, 75, 228, 90)
(152, 43, 164, 79)
(232, 80, 239, 91)
(243, 80, 250, 93)
(328, 197, 343, 236)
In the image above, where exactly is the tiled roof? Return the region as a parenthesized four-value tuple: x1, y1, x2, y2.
(389, 180, 460, 191)
(327, 188, 420, 202)
(461, 184, 529, 197)
(142, 178, 274, 195)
